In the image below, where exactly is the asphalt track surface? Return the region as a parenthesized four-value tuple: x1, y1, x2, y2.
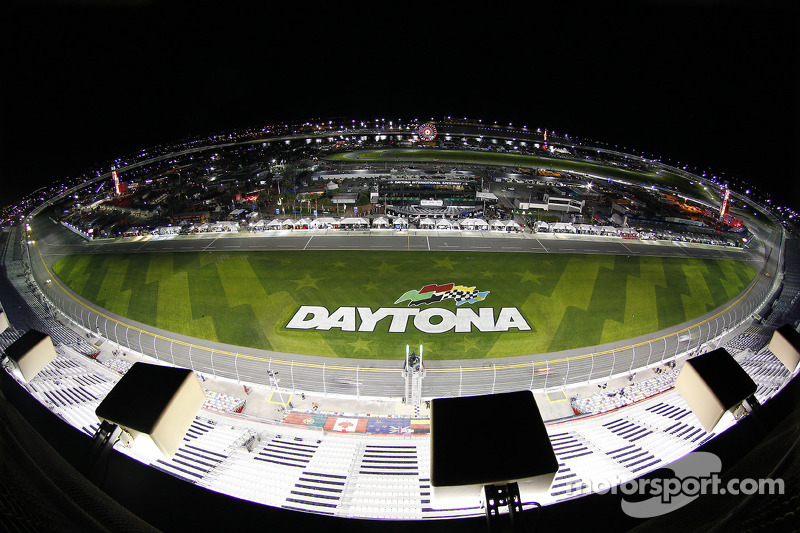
(28, 216, 780, 400)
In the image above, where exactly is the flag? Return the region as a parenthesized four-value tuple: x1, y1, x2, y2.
(282, 412, 328, 428)
(395, 282, 489, 307)
(410, 419, 431, 434)
(367, 418, 410, 435)
(324, 417, 368, 433)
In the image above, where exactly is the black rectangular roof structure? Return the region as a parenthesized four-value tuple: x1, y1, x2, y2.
(95, 362, 205, 458)
(2, 329, 57, 382)
(430, 390, 558, 504)
(3, 330, 48, 364)
(676, 348, 758, 432)
(769, 324, 800, 373)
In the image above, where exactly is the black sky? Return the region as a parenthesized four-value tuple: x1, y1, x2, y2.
(2, 1, 798, 209)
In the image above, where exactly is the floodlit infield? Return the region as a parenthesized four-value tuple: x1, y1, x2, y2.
(51, 250, 756, 360)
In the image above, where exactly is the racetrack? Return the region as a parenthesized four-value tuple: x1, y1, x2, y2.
(50, 248, 756, 359)
(27, 214, 779, 399)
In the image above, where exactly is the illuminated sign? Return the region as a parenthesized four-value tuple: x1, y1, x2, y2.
(420, 199, 444, 207)
(418, 123, 437, 141)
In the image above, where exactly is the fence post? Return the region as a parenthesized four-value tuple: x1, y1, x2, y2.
(544, 361, 549, 389)
(529, 362, 536, 390)
(609, 349, 615, 378)
(629, 344, 636, 373)
(210, 349, 215, 377)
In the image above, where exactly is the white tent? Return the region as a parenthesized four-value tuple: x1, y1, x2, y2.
(435, 219, 453, 230)
(505, 220, 522, 231)
(371, 217, 390, 228)
(312, 217, 339, 229)
(267, 219, 283, 230)
(249, 220, 268, 231)
(551, 222, 576, 233)
(458, 218, 476, 229)
(340, 217, 369, 228)
(490, 219, 507, 230)
(473, 218, 490, 229)
(393, 217, 408, 229)
(419, 217, 436, 229)
(295, 218, 312, 229)
(575, 224, 597, 235)
(210, 221, 240, 233)
(281, 219, 296, 229)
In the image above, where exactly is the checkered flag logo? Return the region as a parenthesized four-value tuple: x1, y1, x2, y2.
(395, 283, 490, 307)
(448, 287, 479, 304)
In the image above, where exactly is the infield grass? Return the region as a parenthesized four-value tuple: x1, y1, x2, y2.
(51, 250, 756, 360)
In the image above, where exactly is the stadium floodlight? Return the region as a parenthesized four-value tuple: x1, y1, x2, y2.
(675, 348, 758, 433)
(0, 329, 57, 383)
(95, 362, 206, 461)
(767, 324, 800, 374)
(430, 390, 557, 516)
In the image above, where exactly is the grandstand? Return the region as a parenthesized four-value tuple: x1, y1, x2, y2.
(2, 215, 799, 527)
(764, 237, 800, 328)
(1, 117, 799, 530)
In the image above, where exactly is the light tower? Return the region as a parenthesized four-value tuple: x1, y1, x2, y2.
(719, 188, 731, 219)
(112, 167, 121, 196)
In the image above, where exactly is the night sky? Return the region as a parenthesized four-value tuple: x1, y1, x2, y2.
(2, 1, 798, 209)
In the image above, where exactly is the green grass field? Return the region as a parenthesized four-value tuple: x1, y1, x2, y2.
(51, 251, 756, 360)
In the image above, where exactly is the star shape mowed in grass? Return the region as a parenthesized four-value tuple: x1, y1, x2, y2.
(432, 257, 459, 270)
(455, 337, 480, 352)
(348, 338, 373, 353)
(515, 270, 544, 283)
(371, 261, 400, 275)
(291, 273, 323, 290)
